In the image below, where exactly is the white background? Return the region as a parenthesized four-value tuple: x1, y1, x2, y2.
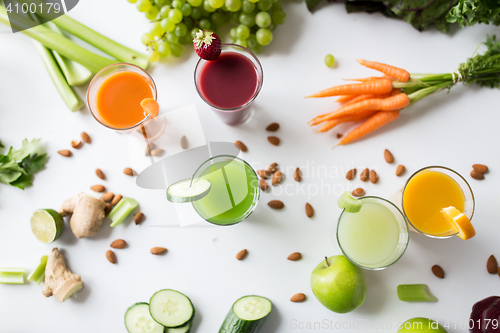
(1, 0, 499, 332)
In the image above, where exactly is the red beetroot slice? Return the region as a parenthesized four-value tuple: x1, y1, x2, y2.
(193, 30, 221, 61)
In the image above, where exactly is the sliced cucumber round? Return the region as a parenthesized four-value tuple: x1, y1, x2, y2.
(167, 322, 191, 333)
(219, 295, 272, 333)
(337, 191, 363, 213)
(125, 302, 164, 333)
(166, 178, 211, 203)
(149, 289, 194, 328)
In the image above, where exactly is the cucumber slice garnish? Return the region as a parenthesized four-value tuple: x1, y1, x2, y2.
(337, 191, 363, 213)
(149, 289, 194, 328)
(166, 178, 211, 203)
(167, 322, 191, 333)
(125, 302, 164, 333)
(233, 295, 272, 321)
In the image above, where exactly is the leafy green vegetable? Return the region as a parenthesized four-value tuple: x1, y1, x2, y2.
(447, 0, 500, 27)
(0, 139, 47, 189)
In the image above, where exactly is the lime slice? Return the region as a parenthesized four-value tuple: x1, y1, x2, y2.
(166, 178, 211, 203)
(30, 209, 64, 243)
(337, 191, 363, 213)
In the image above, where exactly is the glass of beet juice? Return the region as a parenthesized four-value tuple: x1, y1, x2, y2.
(194, 44, 263, 125)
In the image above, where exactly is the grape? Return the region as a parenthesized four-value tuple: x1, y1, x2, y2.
(163, 0, 173, 5)
(236, 24, 250, 39)
(268, 22, 275, 31)
(191, 7, 202, 18)
(179, 34, 193, 44)
(190, 27, 199, 39)
(183, 17, 194, 30)
(272, 0, 281, 9)
(247, 34, 257, 48)
(172, 0, 183, 9)
(157, 41, 171, 57)
(167, 31, 180, 44)
(181, 3, 192, 15)
(248, 0, 259, 3)
(154, 0, 166, 5)
(211, 12, 228, 26)
(150, 22, 165, 36)
(235, 39, 247, 47)
(271, 9, 286, 24)
(175, 22, 188, 36)
(170, 43, 184, 57)
(255, 11, 271, 27)
(199, 18, 211, 30)
(230, 12, 240, 23)
(256, 28, 272, 45)
(127, 0, 137, 4)
(136, 0, 152, 12)
(324, 54, 335, 68)
(225, 0, 241, 11)
(239, 13, 255, 26)
(149, 50, 161, 62)
(257, 0, 271, 10)
(146, 6, 160, 19)
(251, 43, 263, 54)
(208, 0, 225, 8)
(241, 0, 255, 12)
(203, 0, 216, 12)
(141, 32, 154, 45)
(168, 8, 183, 23)
(161, 18, 176, 32)
(187, 0, 202, 6)
(160, 6, 171, 17)
(229, 27, 238, 40)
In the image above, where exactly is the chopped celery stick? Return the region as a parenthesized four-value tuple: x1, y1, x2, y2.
(0, 268, 25, 274)
(397, 284, 438, 302)
(0, 268, 25, 284)
(28, 255, 48, 285)
(108, 197, 139, 227)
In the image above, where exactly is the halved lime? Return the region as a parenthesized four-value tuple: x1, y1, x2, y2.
(30, 209, 64, 243)
(166, 178, 211, 203)
(337, 191, 363, 213)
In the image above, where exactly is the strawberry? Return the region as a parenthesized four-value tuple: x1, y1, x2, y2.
(193, 30, 222, 61)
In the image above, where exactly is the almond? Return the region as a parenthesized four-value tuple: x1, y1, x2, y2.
(288, 252, 302, 261)
(498, 267, 500, 278)
(266, 122, 280, 131)
(91, 184, 105, 192)
(272, 171, 283, 186)
(305, 203, 314, 218)
(352, 188, 365, 197)
(234, 140, 247, 152)
(236, 249, 248, 260)
(81, 132, 91, 144)
(150, 148, 164, 156)
(268, 163, 278, 173)
(370, 170, 378, 184)
(106, 250, 116, 264)
(396, 165, 406, 177)
(105, 203, 111, 216)
(336, 133, 343, 139)
(384, 149, 394, 163)
(58, 150, 72, 157)
(431, 265, 445, 279)
(110, 239, 127, 249)
(123, 167, 135, 176)
(101, 192, 114, 202)
(95, 168, 105, 180)
(259, 179, 269, 191)
(180, 135, 188, 149)
(134, 212, 145, 225)
(487, 255, 498, 274)
(151, 247, 167, 255)
(471, 170, 484, 180)
(360, 168, 369, 182)
(268, 136, 280, 146)
(473, 164, 488, 174)
(71, 140, 82, 149)
(257, 170, 271, 179)
(145, 144, 152, 156)
(268, 200, 284, 209)
(346, 169, 356, 180)
(294, 167, 302, 182)
(112, 194, 123, 206)
(290, 293, 306, 303)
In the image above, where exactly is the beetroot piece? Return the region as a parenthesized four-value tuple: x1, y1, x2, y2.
(470, 296, 500, 333)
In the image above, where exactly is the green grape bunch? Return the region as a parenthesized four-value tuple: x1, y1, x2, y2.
(127, 0, 287, 61)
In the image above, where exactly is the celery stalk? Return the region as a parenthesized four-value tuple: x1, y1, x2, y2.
(397, 284, 438, 302)
(28, 255, 48, 285)
(0, 268, 25, 284)
(108, 197, 139, 227)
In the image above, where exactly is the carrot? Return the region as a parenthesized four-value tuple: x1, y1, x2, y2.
(336, 95, 356, 103)
(338, 111, 400, 146)
(306, 79, 393, 98)
(343, 89, 401, 106)
(343, 76, 387, 82)
(316, 111, 378, 133)
(356, 59, 410, 82)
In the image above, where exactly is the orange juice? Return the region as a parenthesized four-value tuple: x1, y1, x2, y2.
(403, 170, 465, 236)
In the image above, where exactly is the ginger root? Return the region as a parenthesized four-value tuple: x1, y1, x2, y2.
(43, 248, 84, 302)
(60, 193, 106, 238)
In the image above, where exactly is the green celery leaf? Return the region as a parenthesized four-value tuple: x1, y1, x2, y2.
(0, 161, 24, 184)
(10, 173, 34, 190)
(7, 138, 41, 162)
(21, 153, 47, 174)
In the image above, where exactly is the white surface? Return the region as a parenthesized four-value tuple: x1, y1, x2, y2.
(1, 1, 499, 332)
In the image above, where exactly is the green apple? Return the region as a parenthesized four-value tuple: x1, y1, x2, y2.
(310, 255, 367, 314)
(398, 318, 447, 333)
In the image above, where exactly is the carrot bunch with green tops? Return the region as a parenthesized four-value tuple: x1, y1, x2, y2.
(307, 35, 500, 146)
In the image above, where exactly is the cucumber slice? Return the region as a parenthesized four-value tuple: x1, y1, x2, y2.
(125, 302, 164, 333)
(166, 178, 211, 203)
(167, 322, 191, 333)
(219, 295, 272, 333)
(337, 191, 363, 213)
(149, 289, 194, 328)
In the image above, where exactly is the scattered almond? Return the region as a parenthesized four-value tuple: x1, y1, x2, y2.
(106, 250, 116, 264)
(111, 194, 123, 206)
(101, 192, 114, 202)
(95, 168, 105, 180)
(236, 249, 248, 260)
(150, 148, 164, 156)
(487, 255, 498, 274)
(134, 212, 145, 225)
(473, 164, 488, 174)
(471, 170, 484, 180)
(180, 135, 188, 149)
(151, 247, 167, 255)
(268, 136, 280, 146)
(272, 171, 283, 186)
(110, 239, 127, 249)
(396, 165, 406, 177)
(123, 167, 135, 176)
(268, 163, 278, 173)
(145, 144, 152, 156)
(234, 140, 247, 152)
(290, 293, 306, 303)
(360, 168, 369, 182)
(352, 188, 365, 197)
(498, 267, 500, 278)
(257, 170, 271, 179)
(266, 122, 280, 131)
(288, 252, 302, 261)
(370, 170, 378, 184)
(58, 150, 72, 157)
(294, 167, 302, 182)
(91, 184, 105, 192)
(81, 132, 91, 144)
(384, 149, 394, 163)
(268, 200, 284, 209)
(305, 203, 314, 218)
(105, 203, 111, 216)
(71, 140, 82, 149)
(259, 179, 269, 191)
(346, 169, 356, 181)
(431, 265, 445, 279)
(336, 133, 343, 139)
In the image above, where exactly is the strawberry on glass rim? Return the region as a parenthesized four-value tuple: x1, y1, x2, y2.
(193, 30, 222, 61)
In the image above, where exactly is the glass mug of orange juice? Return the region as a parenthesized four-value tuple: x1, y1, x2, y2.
(401, 166, 475, 240)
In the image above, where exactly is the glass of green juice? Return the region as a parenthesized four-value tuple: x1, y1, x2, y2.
(336, 196, 409, 270)
(191, 155, 260, 226)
